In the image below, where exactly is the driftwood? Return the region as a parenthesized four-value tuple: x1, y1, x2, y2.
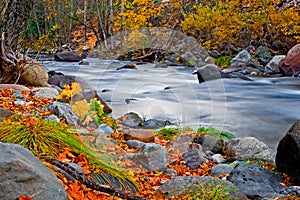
(47, 158, 147, 200)
(0, 32, 20, 84)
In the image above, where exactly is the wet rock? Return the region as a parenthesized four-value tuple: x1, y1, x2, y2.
(211, 164, 234, 176)
(182, 149, 206, 169)
(119, 112, 142, 128)
(255, 46, 273, 65)
(32, 87, 59, 99)
(228, 163, 283, 199)
(169, 134, 194, 153)
(225, 137, 275, 163)
(158, 176, 247, 199)
(126, 140, 145, 149)
(48, 74, 92, 91)
(124, 129, 155, 143)
(265, 55, 285, 74)
(276, 120, 300, 182)
(192, 64, 230, 83)
(279, 43, 300, 76)
(194, 134, 225, 154)
(116, 64, 137, 70)
(47, 101, 79, 127)
(0, 108, 14, 122)
(54, 50, 82, 62)
(142, 119, 171, 129)
(93, 123, 114, 134)
(128, 143, 167, 171)
(0, 142, 68, 200)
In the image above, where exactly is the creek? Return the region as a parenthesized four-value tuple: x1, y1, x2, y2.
(43, 58, 300, 150)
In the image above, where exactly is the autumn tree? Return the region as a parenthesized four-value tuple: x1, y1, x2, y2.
(181, 0, 300, 54)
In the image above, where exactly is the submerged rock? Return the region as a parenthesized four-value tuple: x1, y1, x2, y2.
(0, 142, 68, 200)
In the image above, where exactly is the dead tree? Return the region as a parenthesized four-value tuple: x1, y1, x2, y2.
(0, 0, 34, 84)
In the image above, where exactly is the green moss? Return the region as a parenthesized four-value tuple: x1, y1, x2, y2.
(177, 183, 237, 200)
(214, 56, 231, 68)
(196, 127, 235, 140)
(156, 126, 194, 141)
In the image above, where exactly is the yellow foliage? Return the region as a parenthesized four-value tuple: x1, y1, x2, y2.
(56, 82, 82, 101)
(72, 100, 90, 117)
(181, 0, 300, 51)
(115, 0, 163, 31)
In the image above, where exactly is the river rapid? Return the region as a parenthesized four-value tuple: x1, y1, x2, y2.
(43, 58, 300, 150)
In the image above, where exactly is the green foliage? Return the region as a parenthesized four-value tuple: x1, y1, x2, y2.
(214, 56, 231, 68)
(156, 126, 193, 141)
(87, 99, 117, 129)
(177, 182, 237, 200)
(196, 127, 235, 140)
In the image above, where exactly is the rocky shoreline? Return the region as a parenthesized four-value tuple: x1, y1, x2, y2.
(1, 44, 300, 199)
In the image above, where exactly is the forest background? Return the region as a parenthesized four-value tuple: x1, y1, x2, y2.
(0, 0, 299, 56)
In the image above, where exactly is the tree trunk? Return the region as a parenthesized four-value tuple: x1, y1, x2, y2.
(0, 0, 34, 84)
(0, 0, 34, 51)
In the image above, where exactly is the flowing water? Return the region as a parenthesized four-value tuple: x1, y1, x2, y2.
(43, 58, 300, 150)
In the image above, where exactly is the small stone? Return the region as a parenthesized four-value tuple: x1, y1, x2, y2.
(124, 129, 155, 143)
(44, 114, 60, 123)
(0, 108, 14, 122)
(211, 154, 226, 163)
(93, 123, 114, 134)
(130, 143, 167, 171)
(169, 134, 194, 153)
(182, 149, 206, 170)
(126, 140, 145, 149)
(165, 168, 177, 176)
(120, 112, 142, 128)
(32, 87, 59, 99)
(211, 164, 234, 176)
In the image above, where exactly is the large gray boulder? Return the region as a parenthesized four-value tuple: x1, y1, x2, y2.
(0, 142, 68, 200)
(276, 120, 300, 183)
(228, 163, 283, 199)
(224, 137, 276, 163)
